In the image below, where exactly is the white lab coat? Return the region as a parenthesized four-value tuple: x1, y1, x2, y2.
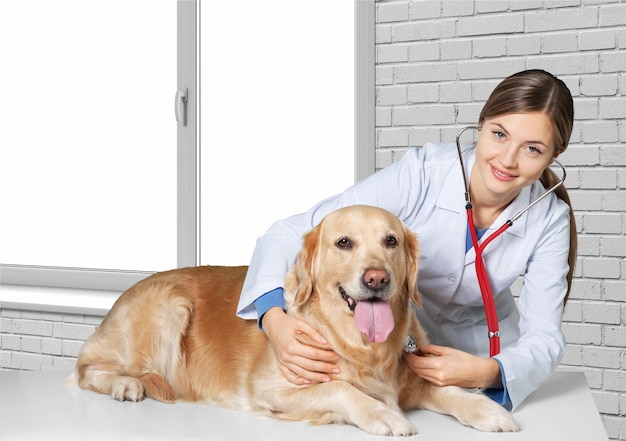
(237, 142, 570, 411)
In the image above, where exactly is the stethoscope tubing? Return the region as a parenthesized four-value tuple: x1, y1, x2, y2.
(455, 127, 567, 357)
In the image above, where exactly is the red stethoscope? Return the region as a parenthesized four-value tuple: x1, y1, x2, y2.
(455, 127, 567, 357)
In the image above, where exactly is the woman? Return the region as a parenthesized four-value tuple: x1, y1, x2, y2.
(236, 69, 577, 411)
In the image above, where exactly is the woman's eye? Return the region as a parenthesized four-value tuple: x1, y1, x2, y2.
(493, 130, 506, 140)
(527, 145, 543, 154)
(386, 235, 398, 247)
(336, 237, 352, 249)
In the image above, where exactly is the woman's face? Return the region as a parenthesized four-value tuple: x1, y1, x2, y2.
(473, 112, 556, 206)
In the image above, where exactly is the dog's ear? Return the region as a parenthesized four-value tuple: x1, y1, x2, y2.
(290, 222, 321, 308)
(403, 226, 421, 307)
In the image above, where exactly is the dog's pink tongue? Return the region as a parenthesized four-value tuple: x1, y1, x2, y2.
(354, 301, 394, 343)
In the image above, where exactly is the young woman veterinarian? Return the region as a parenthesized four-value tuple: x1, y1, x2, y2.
(236, 69, 577, 412)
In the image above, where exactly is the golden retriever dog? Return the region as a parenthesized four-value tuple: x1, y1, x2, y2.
(73, 205, 518, 436)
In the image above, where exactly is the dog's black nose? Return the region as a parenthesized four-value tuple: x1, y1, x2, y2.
(363, 268, 389, 291)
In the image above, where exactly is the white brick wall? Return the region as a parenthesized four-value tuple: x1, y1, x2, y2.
(375, 1, 626, 439)
(0, 308, 100, 371)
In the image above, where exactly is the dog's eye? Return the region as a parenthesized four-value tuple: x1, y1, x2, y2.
(336, 237, 352, 249)
(386, 235, 398, 248)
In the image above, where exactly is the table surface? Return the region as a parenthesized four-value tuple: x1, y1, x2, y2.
(0, 370, 608, 441)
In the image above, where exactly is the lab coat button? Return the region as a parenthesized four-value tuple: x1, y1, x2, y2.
(448, 275, 457, 284)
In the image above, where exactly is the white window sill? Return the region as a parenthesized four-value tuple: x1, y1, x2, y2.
(0, 284, 119, 316)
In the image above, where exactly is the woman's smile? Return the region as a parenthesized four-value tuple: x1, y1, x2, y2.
(489, 164, 518, 182)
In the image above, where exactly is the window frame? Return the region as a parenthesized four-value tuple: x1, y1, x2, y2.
(0, 0, 374, 296)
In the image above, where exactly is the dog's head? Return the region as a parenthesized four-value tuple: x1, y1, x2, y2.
(285, 205, 420, 345)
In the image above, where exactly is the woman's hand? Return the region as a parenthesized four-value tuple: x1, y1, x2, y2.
(403, 344, 502, 389)
(262, 307, 341, 385)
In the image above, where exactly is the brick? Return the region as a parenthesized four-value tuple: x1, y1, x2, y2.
(395, 62, 458, 83)
(604, 326, 626, 347)
(600, 98, 626, 120)
(41, 338, 63, 356)
(582, 302, 622, 324)
(377, 44, 408, 64)
(407, 41, 439, 62)
(475, 0, 509, 13)
(408, 127, 442, 147)
(583, 347, 621, 369)
(407, 84, 439, 103)
(572, 98, 598, 120)
(600, 51, 626, 73)
(440, 83, 472, 103)
(1, 335, 20, 351)
(569, 190, 602, 211)
(525, 8, 598, 33)
(376, 24, 392, 44)
(441, 0, 474, 17)
(543, 32, 578, 54)
(599, 4, 626, 27)
(580, 75, 618, 96)
(510, 1, 544, 12)
(604, 370, 626, 392)
(375, 65, 393, 86)
(376, 107, 392, 127)
(579, 169, 617, 189)
(527, 53, 599, 76)
(456, 102, 483, 125)
(568, 278, 602, 301)
(458, 59, 526, 80)
(562, 323, 602, 345)
(582, 257, 621, 279)
(12, 319, 53, 337)
(560, 146, 600, 166)
(506, 35, 541, 56)
(584, 213, 622, 234)
(377, 128, 408, 147)
(409, 1, 442, 20)
(579, 29, 616, 51)
(441, 39, 472, 60)
(392, 105, 455, 126)
(592, 391, 620, 415)
(0, 317, 11, 333)
(376, 86, 407, 105)
(52, 322, 96, 341)
(457, 13, 524, 37)
(21, 336, 42, 353)
(582, 121, 620, 143)
(473, 37, 506, 58)
(577, 235, 601, 257)
(603, 281, 626, 302)
(62, 340, 83, 357)
(377, 2, 409, 23)
(602, 236, 626, 257)
(391, 20, 455, 43)
(563, 300, 582, 321)
(560, 344, 583, 365)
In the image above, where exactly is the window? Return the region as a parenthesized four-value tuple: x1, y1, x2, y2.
(0, 0, 196, 291)
(0, 0, 374, 296)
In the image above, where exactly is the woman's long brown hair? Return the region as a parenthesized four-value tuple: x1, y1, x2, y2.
(479, 69, 577, 305)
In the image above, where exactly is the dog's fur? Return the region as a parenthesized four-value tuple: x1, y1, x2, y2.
(74, 205, 518, 436)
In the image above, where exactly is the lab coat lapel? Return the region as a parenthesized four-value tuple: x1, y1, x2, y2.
(435, 147, 473, 268)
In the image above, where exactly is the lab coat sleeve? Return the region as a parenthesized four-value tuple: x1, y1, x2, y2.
(494, 203, 570, 411)
(236, 147, 426, 319)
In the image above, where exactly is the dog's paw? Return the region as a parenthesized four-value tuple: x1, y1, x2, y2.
(458, 394, 519, 433)
(110, 376, 145, 402)
(358, 407, 416, 437)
